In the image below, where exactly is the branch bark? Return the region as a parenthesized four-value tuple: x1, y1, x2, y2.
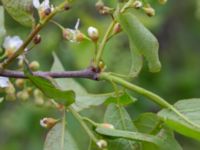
(0, 68, 99, 80)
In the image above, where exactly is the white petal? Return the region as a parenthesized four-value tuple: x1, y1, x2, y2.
(74, 18, 80, 30)
(40, 0, 50, 10)
(3, 36, 23, 51)
(44, 0, 50, 7)
(2, 36, 11, 49)
(33, 0, 40, 9)
(40, 118, 48, 128)
(0, 77, 9, 88)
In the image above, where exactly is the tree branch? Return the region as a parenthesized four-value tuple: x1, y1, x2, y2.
(0, 68, 99, 80)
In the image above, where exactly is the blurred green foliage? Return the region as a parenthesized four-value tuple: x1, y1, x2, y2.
(0, 0, 200, 149)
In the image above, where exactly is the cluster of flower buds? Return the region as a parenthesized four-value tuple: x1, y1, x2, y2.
(33, 0, 54, 19)
(95, 0, 113, 15)
(0, 35, 24, 101)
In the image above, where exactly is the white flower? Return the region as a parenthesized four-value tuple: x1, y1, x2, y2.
(3, 36, 24, 57)
(3, 36, 23, 51)
(33, 0, 54, 17)
(33, 0, 50, 10)
(0, 77, 9, 88)
(63, 19, 85, 42)
(87, 26, 99, 41)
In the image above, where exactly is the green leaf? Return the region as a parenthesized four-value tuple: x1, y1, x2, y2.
(51, 53, 111, 111)
(117, 12, 161, 74)
(158, 98, 200, 141)
(1, 0, 35, 27)
(129, 42, 143, 77)
(44, 123, 79, 150)
(24, 63, 75, 106)
(134, 113, 182, 150)
(134, 113, 161, 134)
(96, 127, 181, 150)
(103, 104, 140, 150)
(28, 75, 75, 106)
(105, 92, 137, 106)
(0, 6, 6, 46)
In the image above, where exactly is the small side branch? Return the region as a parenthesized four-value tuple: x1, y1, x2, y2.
(0, 68, 99, 80)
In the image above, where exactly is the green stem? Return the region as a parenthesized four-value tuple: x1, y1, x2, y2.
(82, 117, 99, 127)
(95, 21, 116, 65)
(99, 72, 200, 128)
(50, 20, 65, 30)
(1, 1, 69, 69)
(69, 107, 99, 143)
(61, 110, 66, 150)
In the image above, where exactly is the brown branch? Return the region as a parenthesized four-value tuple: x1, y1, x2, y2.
(0, 68, 99, 80)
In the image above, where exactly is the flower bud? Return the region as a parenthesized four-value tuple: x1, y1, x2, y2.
(143, 6, 155, 17)
(99, 6, 113, 15)
(33, 34, 41, 44)
(75, 31, 85, 42)
(63, 4, 70, 11)
(133, 0, 143, 9)
(5, 83, 15, 94)
(100, 123, 115, 129)
(40, 117, 58, 128)
(158, 0, 167, 4)
(5, 93, 16, 101)
(95, 0, 104, 11)
(35, 97, 44, 106)
(34, 89, 43, 97)
(27, 87, 33, 95)
(29, 61, 40, 71)
(96, 139, 107, 149)
(18, 59, 24, 68)
(113, 23, 121, 34)
(44, 7, 51, 16)
(98, 60, 106, 71)
(17, 90, 29, 101)
(15, 79, 25, 89)
(87, 26, 99, 42)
